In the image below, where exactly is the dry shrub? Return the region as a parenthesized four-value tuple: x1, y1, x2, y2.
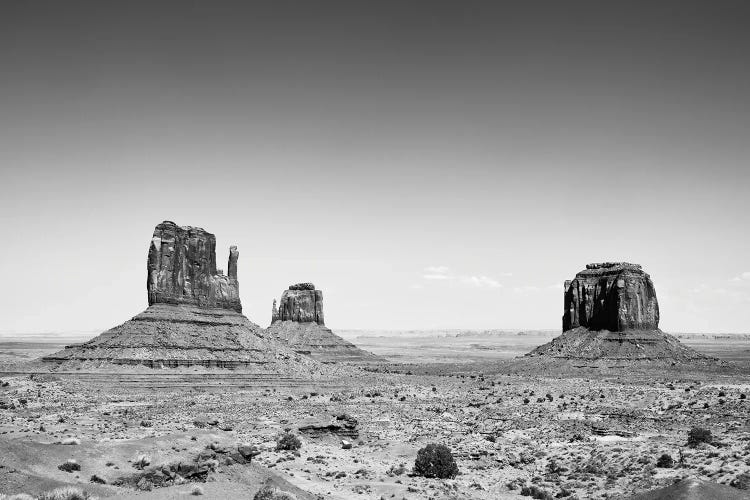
(58, 459, 81, 473)
(687, 427, 712, 448)
(253, 485, 297, 500)
(38, 487, 95, 500)
(275, 432, 302, 451)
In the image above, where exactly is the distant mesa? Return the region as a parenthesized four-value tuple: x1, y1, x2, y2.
(527, 262, 710, 362)
(43, 221, 322, 374)
(266, 283, 379, 363)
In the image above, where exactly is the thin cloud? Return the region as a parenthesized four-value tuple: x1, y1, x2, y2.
(425, 266, 450, 274)
(730, 271, 750, 282)
(421, 267, 506, 288)
(461, 275, 503, 288)
(423, 273, 452, 280)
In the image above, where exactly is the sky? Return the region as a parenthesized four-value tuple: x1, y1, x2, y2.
(1, 1, 749, 335)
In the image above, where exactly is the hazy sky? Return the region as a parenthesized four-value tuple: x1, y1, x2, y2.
(1, 1, 749, 334)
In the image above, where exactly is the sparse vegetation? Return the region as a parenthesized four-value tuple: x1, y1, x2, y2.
(731, 472, 750, 490)
(275, 431, 302, 451)
(37, 487, 94, 500)
(413, 443, 459, 479)
(57, 459, 81, 473)
(520, 484, 553, 499)
(132, 454, 150, 470)
(687, 427, 713, 447)
(253, 485, 297, 500)
(190, 485, 204, 496)
(656, 454, 674, 468)
(387, 463, 407, 476)
(0, 494, 35, 500)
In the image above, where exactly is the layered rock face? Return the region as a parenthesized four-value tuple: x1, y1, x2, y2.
(268, 283, 378, 363)
(44, 221, 326, 374)
(272, 283, 324, 325)
(43, 304, 321, 372)
(527, 263, 709, 362)
(562, 262, 659, 332)
(148, 221, 241, 312)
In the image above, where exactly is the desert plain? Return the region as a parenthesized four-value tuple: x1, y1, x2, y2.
(1, 331, 749, 500)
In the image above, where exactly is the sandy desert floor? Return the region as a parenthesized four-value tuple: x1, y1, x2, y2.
(0, 332, 749, 499)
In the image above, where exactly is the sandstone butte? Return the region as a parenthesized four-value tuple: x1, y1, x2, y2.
(43, 221, 324, 374)
(265, 283, 379, 363)
(527, 262, 711, 362)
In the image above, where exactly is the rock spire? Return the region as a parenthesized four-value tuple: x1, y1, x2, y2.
(44, 221, 327, 374)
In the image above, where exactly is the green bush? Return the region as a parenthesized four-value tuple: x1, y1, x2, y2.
(687, 427, 712, 447)
(275, 431, 302, 451)
(413, 443, 459, 479)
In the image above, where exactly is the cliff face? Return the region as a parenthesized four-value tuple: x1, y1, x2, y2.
(147, 221, 241, 312)
(44, 221, 333, 374)
(526, 262, 710, 362)
(268, 283, 378, 362)
(273, 283, 325, 325)
(562, 262, 659, 332)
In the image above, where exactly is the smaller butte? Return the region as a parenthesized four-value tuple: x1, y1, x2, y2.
(265, 283, 379, 363)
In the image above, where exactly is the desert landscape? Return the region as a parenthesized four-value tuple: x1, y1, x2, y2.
(1, 330, 749, 499)
(1, 223, 749, 500)
(3, 3, 750, 499)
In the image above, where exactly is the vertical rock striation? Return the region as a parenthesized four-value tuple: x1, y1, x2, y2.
(562, 262, 659, 332)
(276, 283, 325, 325)
(266, 283, 378, 362)
(147, 221, 241, 312)
(44, 221, 328, 375)
(526, 262, 710, 362)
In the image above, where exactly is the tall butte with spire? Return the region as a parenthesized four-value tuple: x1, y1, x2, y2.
(526, 262, 710, 363)
(44, 221, 321, 374)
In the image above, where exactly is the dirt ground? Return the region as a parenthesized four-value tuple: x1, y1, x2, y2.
(1, 333, 749, 499)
